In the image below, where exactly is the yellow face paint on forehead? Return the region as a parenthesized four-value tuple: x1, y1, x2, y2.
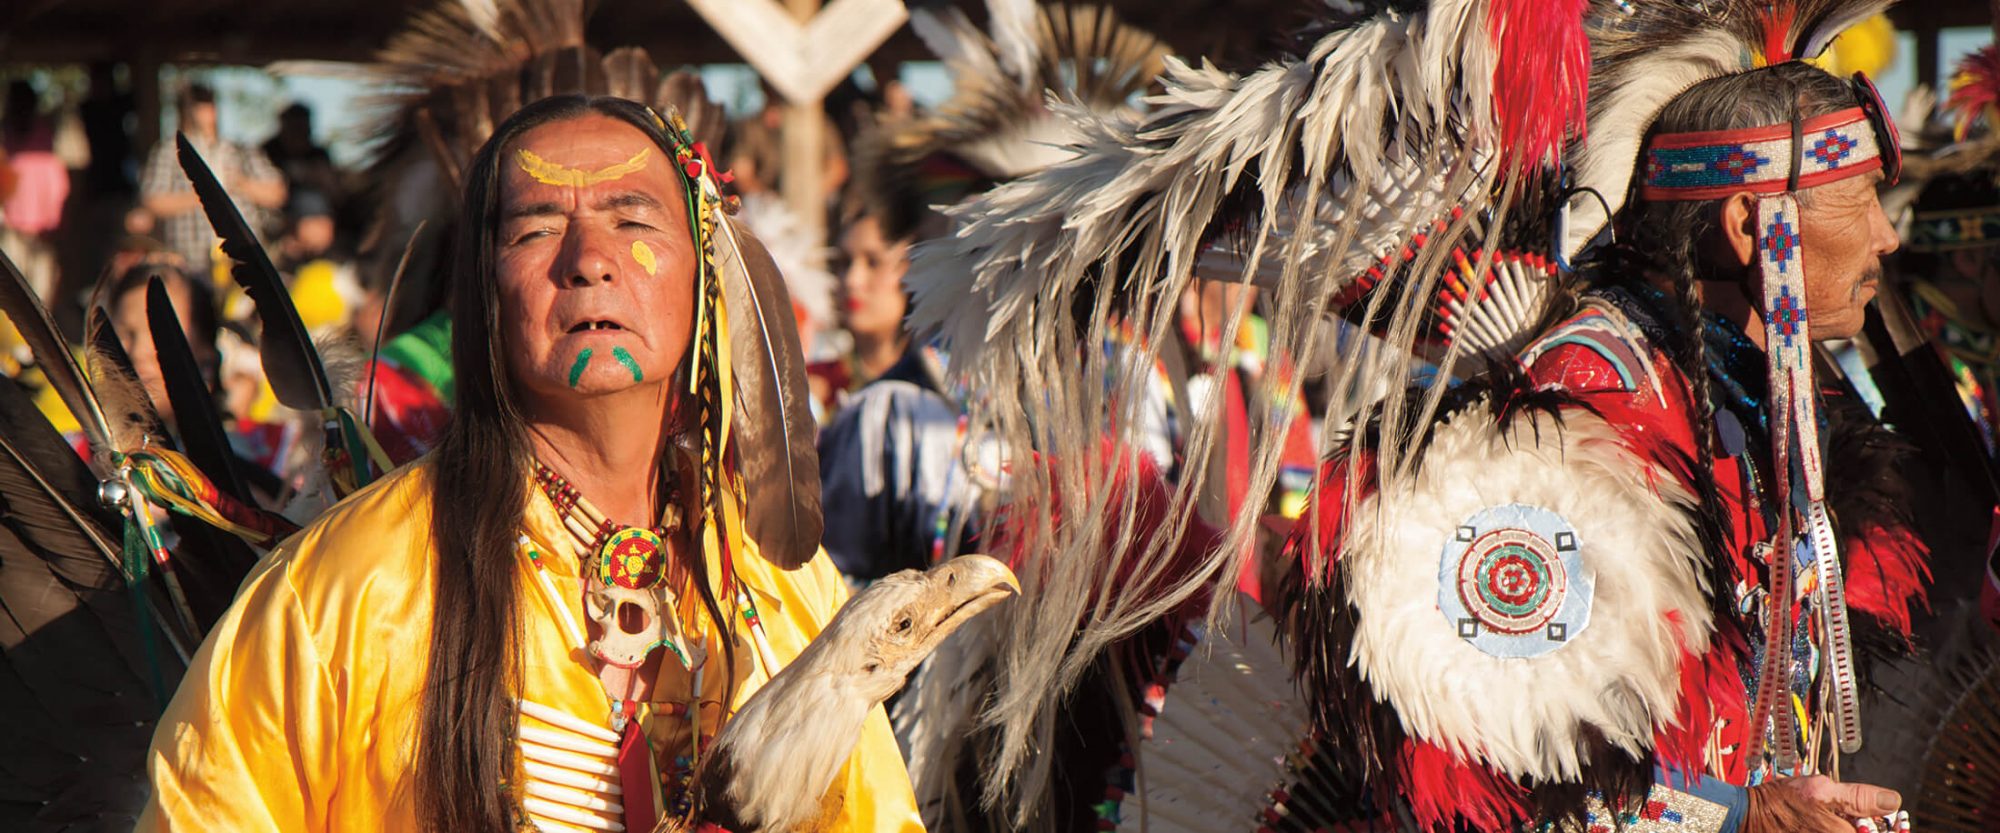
(631, 240, 659, 276)
(515, 148, 651, 188)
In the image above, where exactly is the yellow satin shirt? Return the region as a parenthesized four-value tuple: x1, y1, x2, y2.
(138, 461, 925, 832)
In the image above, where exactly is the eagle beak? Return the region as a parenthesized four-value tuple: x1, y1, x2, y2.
(929, 554, 1019, 633)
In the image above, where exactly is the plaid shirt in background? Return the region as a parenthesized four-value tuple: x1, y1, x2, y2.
(140, 134, 282, 272)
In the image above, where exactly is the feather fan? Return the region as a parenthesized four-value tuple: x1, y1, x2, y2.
(0, 373, 181, 829)
(856, 3, 1167, 243)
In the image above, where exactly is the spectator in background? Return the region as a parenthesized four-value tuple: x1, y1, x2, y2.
(79, 63, 136, 198)
(2, 80, 71, 302)
(140, 83, 286, 273)
(262, 103, 341, 210)
(102, 259, 220, 427)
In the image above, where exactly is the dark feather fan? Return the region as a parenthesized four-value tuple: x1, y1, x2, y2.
(0, 374, 182, 829)
(1912, 640, 2000, 831)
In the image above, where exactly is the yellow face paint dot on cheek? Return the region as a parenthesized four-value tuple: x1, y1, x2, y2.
(632, 240, 658, 276)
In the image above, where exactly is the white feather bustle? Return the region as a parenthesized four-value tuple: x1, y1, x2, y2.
(1343, 403, 1712, 782)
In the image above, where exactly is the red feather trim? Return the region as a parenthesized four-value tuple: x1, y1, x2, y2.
(988, 442, 1222, 612)
(1287, 453, 1379, 587)
(1487, 0, 1591, 174)
(1842, 525, 1931, 638)
(1653, 610, 1748, 778)
(1757, 4, 1798, 65)
(1398, 740, 1529, 832)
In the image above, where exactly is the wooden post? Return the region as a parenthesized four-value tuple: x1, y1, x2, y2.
(783, 0, 826, 242)
(684, 0, 906, 242)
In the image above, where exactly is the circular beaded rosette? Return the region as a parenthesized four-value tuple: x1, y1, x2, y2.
(598, 527, 666, 589)
(1437, 503, 1593, 658)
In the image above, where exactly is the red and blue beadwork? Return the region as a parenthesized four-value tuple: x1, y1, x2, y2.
(1640, 73, 1901, 202)
(1439, 503, 1594, 659)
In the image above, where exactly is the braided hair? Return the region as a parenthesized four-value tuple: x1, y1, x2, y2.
(1603, 62, 1857, 447)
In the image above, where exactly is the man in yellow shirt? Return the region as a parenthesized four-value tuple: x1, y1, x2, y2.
(140, 95, 924, 832)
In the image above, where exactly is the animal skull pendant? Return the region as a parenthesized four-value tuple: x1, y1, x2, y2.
(584, 578, 684, 669)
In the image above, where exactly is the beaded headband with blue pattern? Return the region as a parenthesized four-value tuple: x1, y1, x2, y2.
(1640, 72, 1902, 202)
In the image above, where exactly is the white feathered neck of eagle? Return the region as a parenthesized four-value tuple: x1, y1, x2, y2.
(677, 555, 1018, 833)
(898, 0, 1591, 824)
(1561, 0, 1893, 258)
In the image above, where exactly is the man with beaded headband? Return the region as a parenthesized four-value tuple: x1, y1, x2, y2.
(1295, 2, 1937, 829)
(137, 95, 924, 832)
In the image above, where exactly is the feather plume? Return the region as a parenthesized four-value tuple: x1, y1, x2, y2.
(0, 247, 112, 467)
(1946, 44, 2000, 142)
(601, 47, 659, 106)
(715, 217, 822, 570)
(361, 0, 592, 181)
(147, 279, 256, 513)
(177, 134, 335, 413)
(655, 71, 731, 152)
(857, 3, 1167, 242)
(85, 308, 164, 455)
(1563, 0, 1894, 257)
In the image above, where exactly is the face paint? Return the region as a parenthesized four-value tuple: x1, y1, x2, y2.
(631, 240, 658, 276)
(612, 346, 643, 383)
(516, 148, 651, 188)
(568, 348, 594, 388)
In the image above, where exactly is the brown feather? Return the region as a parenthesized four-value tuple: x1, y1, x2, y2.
(0, 354, 177, 833)
(84, 336, 162, 456)
(716, 217, 821, 570)
(656, 71, 731, 152)
(602, 47, 660, 104)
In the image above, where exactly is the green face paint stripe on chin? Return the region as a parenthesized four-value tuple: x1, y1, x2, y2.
(612, 346, 643, 383)
(568, 348, 594, 388)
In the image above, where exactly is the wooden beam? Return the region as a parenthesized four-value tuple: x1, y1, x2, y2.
(688, 0, 905, 242)
(684, 0, 906, 105)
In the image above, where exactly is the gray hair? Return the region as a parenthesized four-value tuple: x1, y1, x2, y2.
(1605, 62, 1858, 446)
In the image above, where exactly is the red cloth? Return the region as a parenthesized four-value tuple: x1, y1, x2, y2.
(365, 360, 449, 465)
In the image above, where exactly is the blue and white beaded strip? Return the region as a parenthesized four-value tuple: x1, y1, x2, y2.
(1641, 108, 1882, 201)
